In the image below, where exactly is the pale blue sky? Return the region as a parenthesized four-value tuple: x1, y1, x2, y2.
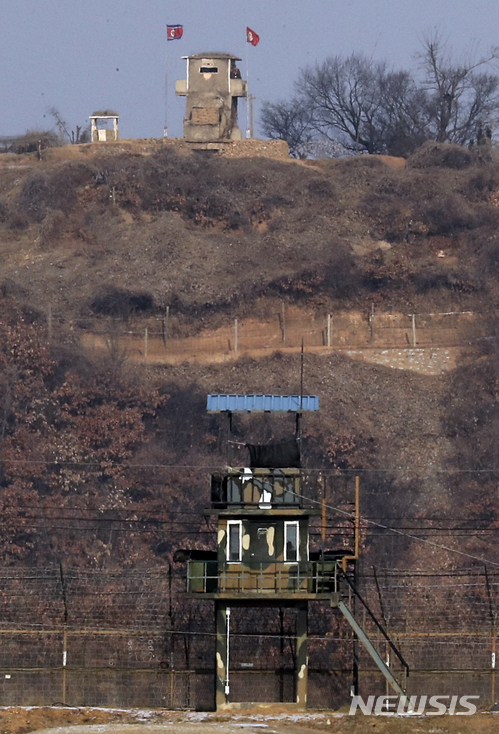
(2, 0, 499, 140)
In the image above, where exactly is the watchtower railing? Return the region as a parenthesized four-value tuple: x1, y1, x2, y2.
(211, 469, 302, 508)
(187, 559, 341, 595)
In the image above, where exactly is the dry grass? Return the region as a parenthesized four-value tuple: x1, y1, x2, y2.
(1, 141, 499, 330)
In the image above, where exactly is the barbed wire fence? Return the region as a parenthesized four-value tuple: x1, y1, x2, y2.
(0, 567, 497, 709)
(76, 310, 482, 363)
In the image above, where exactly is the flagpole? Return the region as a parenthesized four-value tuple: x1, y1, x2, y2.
(164, 28, 169, 137)
(245, 32, 250, 138)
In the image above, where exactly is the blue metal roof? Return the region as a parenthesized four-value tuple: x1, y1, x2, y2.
(206, 394, 319, 413)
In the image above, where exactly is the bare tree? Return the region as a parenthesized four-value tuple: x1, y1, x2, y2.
(376, 71, 432, 156)
(296, 54, 391, 154)
(296, 54, 430, 155)
(418, 33, 499, 145)
(48, 107, 90, 145)
(260, 98, 314, 158)
(267, 41, 499, 158)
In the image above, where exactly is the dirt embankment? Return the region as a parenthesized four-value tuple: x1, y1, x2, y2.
(2, 706, 498, 734)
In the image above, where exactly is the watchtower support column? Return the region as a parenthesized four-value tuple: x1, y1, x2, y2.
(296, 603, 308, 707)
(215, 602, 229, 708)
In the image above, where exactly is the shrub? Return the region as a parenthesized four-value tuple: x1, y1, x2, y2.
(323, 243, 361, 297)
(39, 210, 66, 249)
(408, 142, 485, 170)
(412, 267, 453, 294)
(479, 234, 499, 275)
(0, 279, 28, 299)
(7, 211, 29, 230)
(464, 168, 499, 200)
(417, 194, 476, 235)
(412, 267, 481, 294)
(90, 286, 155, 318)
(307, 179, 336, 199)
(9, 129, 59, 155)
(19, 163, 94, 221)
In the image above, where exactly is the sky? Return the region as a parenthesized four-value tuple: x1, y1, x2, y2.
(2, 0, 499, 141)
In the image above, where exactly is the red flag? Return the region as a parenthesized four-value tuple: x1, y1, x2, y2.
(167, 24, 183, 41)
(246, 27, 259, 46)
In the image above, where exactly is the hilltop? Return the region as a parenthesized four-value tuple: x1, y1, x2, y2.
(1, 138, 498, 326)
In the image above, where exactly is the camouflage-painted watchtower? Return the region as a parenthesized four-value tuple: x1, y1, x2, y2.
(175, 53, 247, 145)
(176, 394, 410, 709)
(181, 394, 341, 710)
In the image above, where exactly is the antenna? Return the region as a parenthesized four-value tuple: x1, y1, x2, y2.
(300, 338, 304, 410)
(297, 340, 304, 439)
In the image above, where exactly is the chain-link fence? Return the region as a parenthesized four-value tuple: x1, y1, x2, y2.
(0, 567, 497, 709)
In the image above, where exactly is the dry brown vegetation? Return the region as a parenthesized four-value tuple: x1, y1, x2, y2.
(1, 140, 499, 328)
(1, 140, 499, 571)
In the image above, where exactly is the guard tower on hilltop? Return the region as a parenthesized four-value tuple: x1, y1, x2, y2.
(175, 53, 247, 146)
(176, 394, 409, 710)
(89, 112, 119, 143)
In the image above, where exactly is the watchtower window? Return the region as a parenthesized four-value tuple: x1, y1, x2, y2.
(200, 67, 218, 74)
(284, 521, 299, 563)
(227, 521, 242, 563)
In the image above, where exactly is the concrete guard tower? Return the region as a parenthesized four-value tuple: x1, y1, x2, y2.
(90, 112, 119, 143)
(175, 53, 247, 147)
(177, 394, 409, 710)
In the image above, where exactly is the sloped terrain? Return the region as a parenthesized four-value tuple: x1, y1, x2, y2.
(1, 139, 499, 328)
(1, 139, 499, 570)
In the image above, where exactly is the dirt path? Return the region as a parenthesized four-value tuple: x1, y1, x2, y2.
(3, 707, 499, 734)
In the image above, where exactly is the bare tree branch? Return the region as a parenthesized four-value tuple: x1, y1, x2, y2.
(418, 33, 499, 144)
(260, 99, 314, 158)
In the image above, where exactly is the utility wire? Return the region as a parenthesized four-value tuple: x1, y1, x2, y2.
(1, 462, 499, 565)
(3, 457, 499, 475)
(296, 487, 499, 569)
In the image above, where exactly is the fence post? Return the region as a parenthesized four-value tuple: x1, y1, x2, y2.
(62, 627, 68, 704)
(370, 305, 375, 344)
(321, 475, 327, 542)
(144, 328, 148, 362)
(234, 319, 238, 353)
(162, 306, 169, 348)
(47, 304, 53, 343)
(484, 566, 496, 706)
(281, 302, 286, 342)
(412, 313, 417, 347)
(327, 314, 332, 348)
(492, 623, 497, 707)
(59, 563, 69, 705)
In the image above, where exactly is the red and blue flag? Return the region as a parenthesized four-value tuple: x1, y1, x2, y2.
(167, 24, 183, 41)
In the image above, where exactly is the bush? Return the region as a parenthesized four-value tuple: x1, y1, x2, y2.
(417, 194, 476, 235)
(464, 168, 499, 200)
(90, 286, 155, 318)
(323, 243, 361, 297)
(307, 179, 336, 199)
(39, 210, 66, 248)
(412, 267, 481, 294)
(7, 211, 29, 230)
(412, 267, 452, 294)
(9, 129, 59, 155)
(408, 142, 486, 170)
(0, 279, 28, 299)
(19, 163, 94, 221)
(479, 234, 499, 275)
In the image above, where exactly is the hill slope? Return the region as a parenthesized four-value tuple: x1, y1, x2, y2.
(0, 139, 499, 570)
